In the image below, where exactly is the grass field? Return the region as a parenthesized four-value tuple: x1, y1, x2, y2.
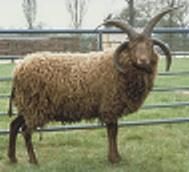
(0, 58, 189, 172)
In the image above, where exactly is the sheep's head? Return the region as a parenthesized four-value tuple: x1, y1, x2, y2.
(101, 7, 178, 74)
(124, 35, 157, 73)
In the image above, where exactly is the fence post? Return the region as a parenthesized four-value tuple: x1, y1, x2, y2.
(97, 31, 103, 51)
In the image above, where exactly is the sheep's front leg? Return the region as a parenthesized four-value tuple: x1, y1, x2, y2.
(106, 122, 121, 163)
(22, 125, 38, 164)
(8, 115, 24, 163)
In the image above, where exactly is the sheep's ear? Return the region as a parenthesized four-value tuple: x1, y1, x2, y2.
(153, 39, 172, 71)
(113, 41, 129, 73)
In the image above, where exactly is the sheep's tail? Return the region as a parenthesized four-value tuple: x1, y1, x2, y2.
(8, 86, 15, 117)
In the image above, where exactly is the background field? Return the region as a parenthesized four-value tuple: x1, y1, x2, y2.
(0, 57, 189, 172)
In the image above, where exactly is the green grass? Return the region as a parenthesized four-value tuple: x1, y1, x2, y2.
(1, 125, 189, 172)
(0, 58, 189, 172)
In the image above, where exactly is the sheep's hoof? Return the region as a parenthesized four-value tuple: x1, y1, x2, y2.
(29, 158, 38, 165)
(8, 152, 17, 164)
(9, 157, 18, 164)
(108, 154, 122, 164)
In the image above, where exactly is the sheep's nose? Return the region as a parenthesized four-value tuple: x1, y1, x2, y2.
(137, 57, 150, 65)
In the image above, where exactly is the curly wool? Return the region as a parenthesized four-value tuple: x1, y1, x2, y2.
(12, 50, 157, 130)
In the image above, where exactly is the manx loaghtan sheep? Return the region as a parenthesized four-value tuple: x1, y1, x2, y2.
(8, 7, 177, 164)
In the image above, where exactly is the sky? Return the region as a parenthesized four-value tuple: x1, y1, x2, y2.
(0, 0, 126, 29)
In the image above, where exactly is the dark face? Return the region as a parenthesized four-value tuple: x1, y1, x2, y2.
(129, 36, 158, 73)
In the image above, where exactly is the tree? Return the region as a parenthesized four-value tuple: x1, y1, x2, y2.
(124, 0, 135, 26)
(119, 0, 160, 27)
(22, 0, 37, 29)
(66, 0, 89, 29)
(119, 0, 189, 27)
(118, 6, 140, 26)
(118, 0, 189, 51)
(150, 0, 189, 50)
(158, 0, 189, 27)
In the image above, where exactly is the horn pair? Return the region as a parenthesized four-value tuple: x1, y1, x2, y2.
(101, 7, 179, 72)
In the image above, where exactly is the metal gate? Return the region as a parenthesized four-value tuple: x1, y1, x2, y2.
(0, 28, 189, 135)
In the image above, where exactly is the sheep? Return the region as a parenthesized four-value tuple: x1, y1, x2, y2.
(7, 7, 176, 165)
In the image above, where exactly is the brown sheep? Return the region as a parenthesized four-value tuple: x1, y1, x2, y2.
(8, 8, 176, 164)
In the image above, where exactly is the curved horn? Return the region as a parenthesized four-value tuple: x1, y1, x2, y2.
(99, 20, 137, 40)
(143, 7, 179, 37)
(153, 39, 172, 71)
(113, 41, 129, 73)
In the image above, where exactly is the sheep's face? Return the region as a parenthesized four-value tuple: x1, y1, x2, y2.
(129, 36, 158, 73)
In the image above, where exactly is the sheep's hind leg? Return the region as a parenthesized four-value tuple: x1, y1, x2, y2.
(8, 115, 25, 163)
(106, 122, 121, 163)
(22, 125, 38, 164)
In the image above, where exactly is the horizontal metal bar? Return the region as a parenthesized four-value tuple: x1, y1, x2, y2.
(0, 29, 116, 34)
(0, 52, 187, 61)
(172, 52, 189, 56)
(0, 129, 9, 135)
(38, 117, 189, 132)
(0, 87, 189, 100)
(0, 71, 188, 82)
(1, 117, 189, 135)
(142, 102, 189, 109)
(0, 56, 22, 60)
(158, 71, 189, 76)
(0, 102, 189, 116)
(0, 94, 10, 99)
(0, 28, 188, 35)
(153, 28, 189, 34)
(0, 112, 16, 116)
(152, 87, 189, 92)
(0, 77, 12, 81)
(34, 117, 189, 132)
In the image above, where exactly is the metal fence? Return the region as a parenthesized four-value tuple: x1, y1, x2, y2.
(0, 28, 189, 135)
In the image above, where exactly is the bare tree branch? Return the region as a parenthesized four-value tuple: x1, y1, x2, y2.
(66, 0, 89, 29)
(22, 0, 37, 29)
